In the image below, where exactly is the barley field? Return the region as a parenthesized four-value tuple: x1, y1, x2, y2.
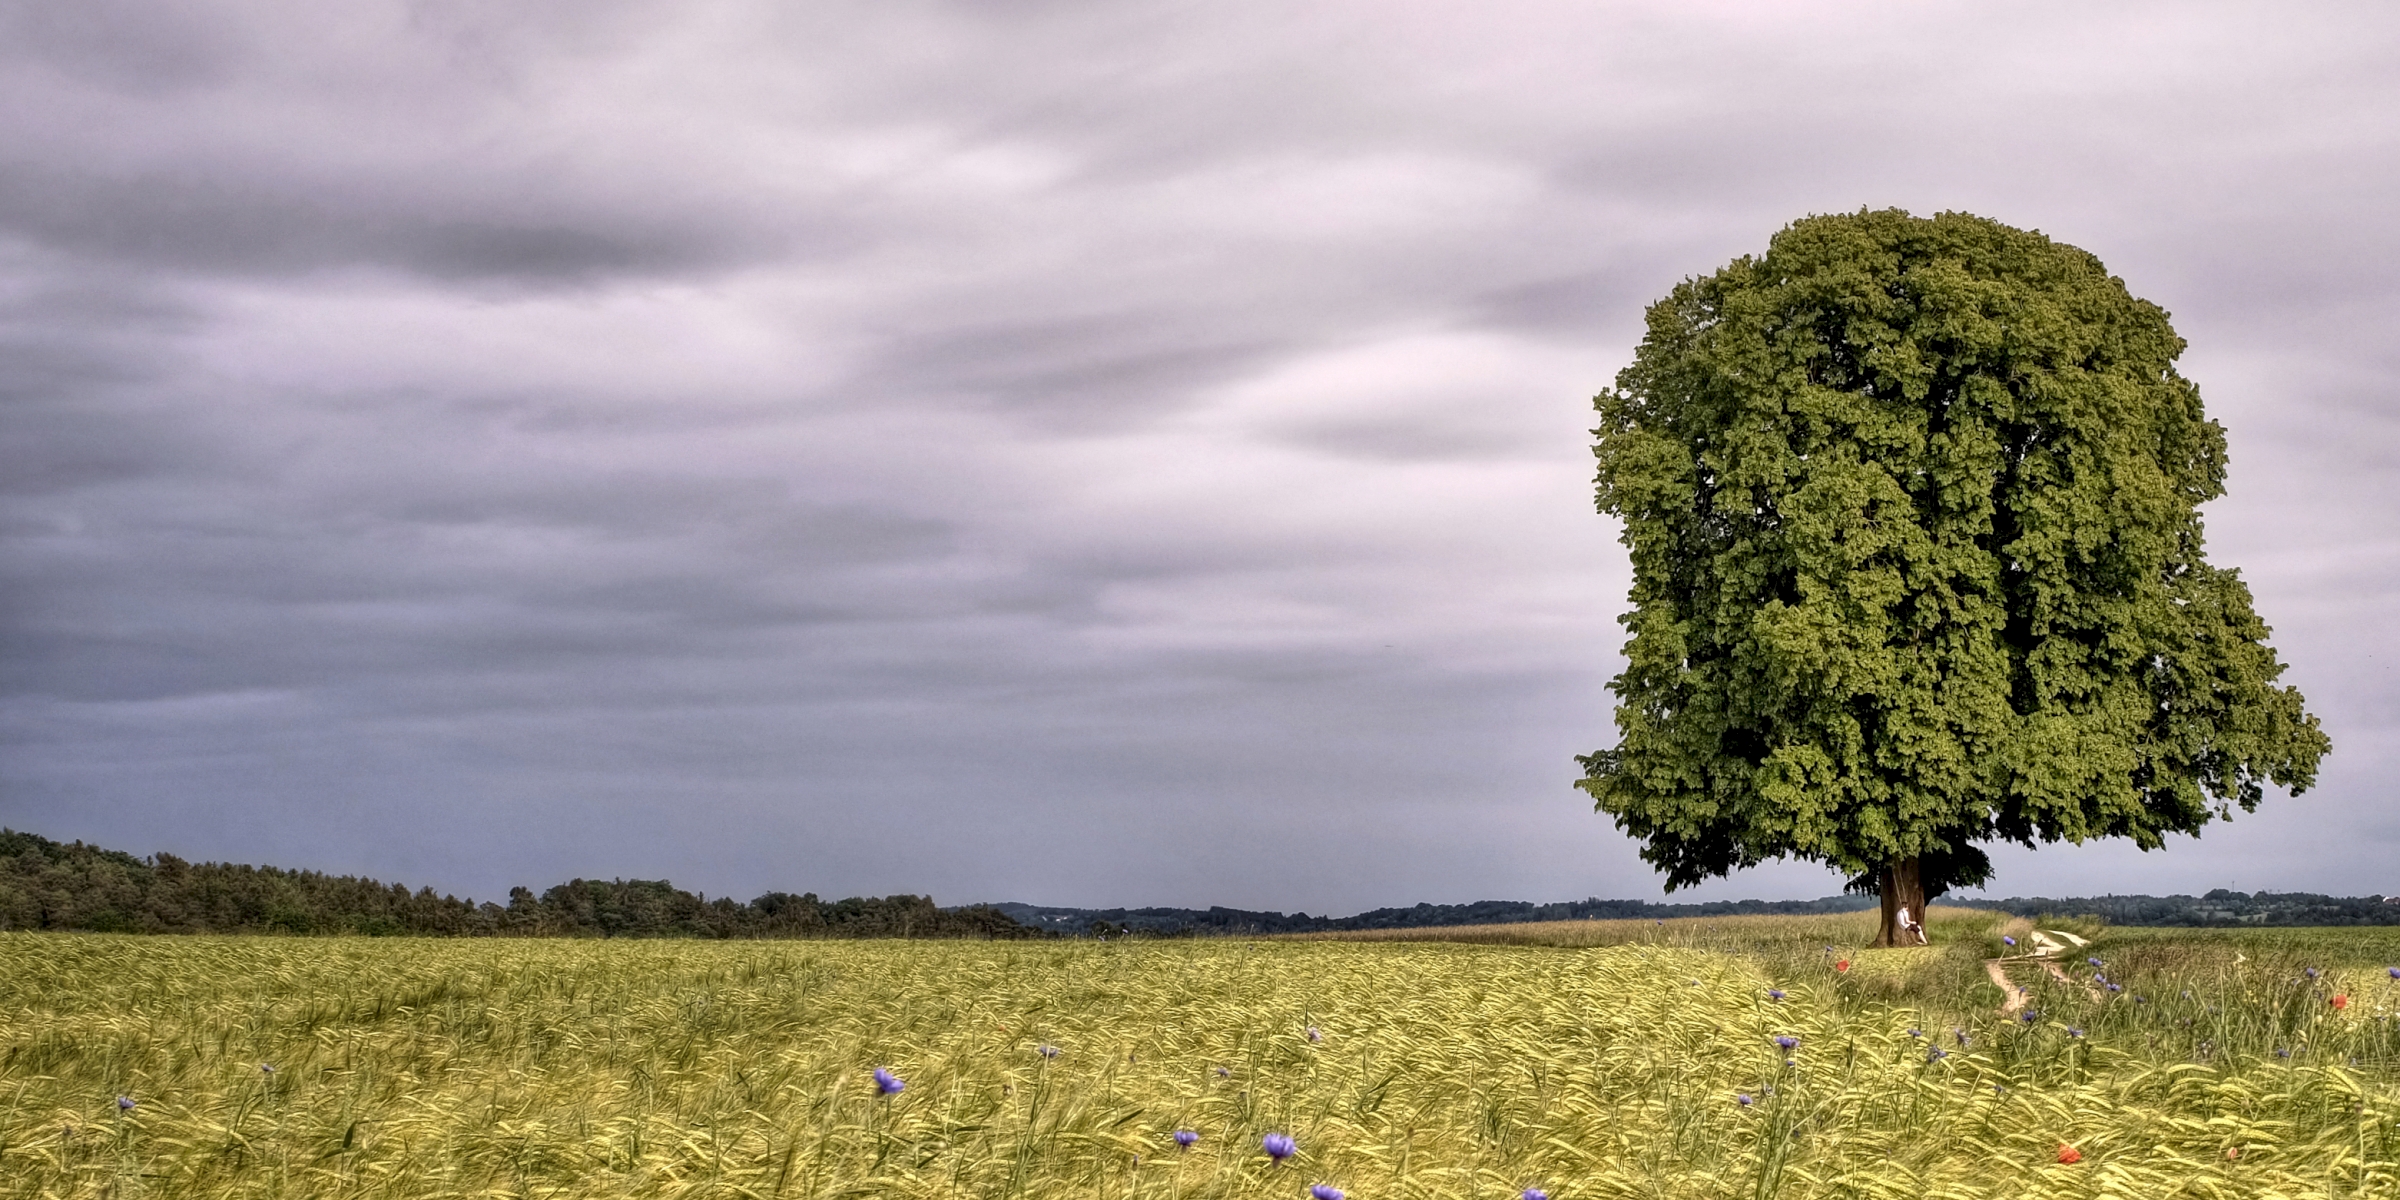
(3, 921, 2398, 1199)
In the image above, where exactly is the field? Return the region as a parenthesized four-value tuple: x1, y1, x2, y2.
(3, 918, 2398, 1199)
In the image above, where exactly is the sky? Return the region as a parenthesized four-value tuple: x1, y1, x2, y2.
(3, 1, 2396, 914)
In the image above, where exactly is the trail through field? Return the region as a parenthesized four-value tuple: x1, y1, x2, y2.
(1986, 929, 2102, 1012)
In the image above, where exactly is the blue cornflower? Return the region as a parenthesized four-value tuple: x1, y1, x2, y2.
(1774, 1035, 1799, 1051)
(2107, 983, 2122, 993)
(2021, 1010, 2037, 1023)
(1311, 1187, 1344, 1200)
(115, 1096, 134, 1112)
(2305, 967, 2320, 980)
(2276, 1048, 2291, 1059)
(1927, 1048, 1948, 1061)
(1306, 1027, 1322, 1044)
(1215, 1067, 1232, 1077)
(1038, 1045, 1059, 1059)
(1262, 1133, 1296, 1162)
(1766, 989, 1786, 1001)
(2002, 935, 2016, 946)
(1736, 1092, 1754, 1106)
(2388, 967, 2399, 981)
(1907, 1028, 1922, 1038)
(260, 1064, 274, 1074)
(1523, 1189, 1550, 1200)
(873, 1068, 904, 1095)
(2066, 1027, 2085, 1039)
(2088, 957, 2103, 969)
(1174, 1130, 1199, 1149)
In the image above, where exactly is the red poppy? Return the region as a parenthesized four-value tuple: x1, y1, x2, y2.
(2226, 1146, 2241, 1161)
(2056, 1144, 2082, 1165)
(2331, 994, 2349, 1010)
(1835, 959, 1851, 972)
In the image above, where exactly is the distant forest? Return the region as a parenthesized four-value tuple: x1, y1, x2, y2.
(999, 890, 2400, 936)
(6, 828, 2396, 938)
(0, 829, 1039, 939)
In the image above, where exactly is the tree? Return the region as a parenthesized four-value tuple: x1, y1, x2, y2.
(1578, 210, 2329, 946)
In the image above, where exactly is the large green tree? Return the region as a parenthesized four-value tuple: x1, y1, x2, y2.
(1578, 210, 2328, 946)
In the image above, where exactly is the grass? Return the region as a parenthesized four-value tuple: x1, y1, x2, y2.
(1, 926, 2396, 1198)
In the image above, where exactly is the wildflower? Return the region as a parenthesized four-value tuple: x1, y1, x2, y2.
(1311, 1187, 1344, 1200)
(1216, 1067, 1232, 1078)
(1736, 1093, 1753, 1106)
(1774, 1035, 1799, 1051)
(1835, 959, 1851, 973)
(2226, 1146, 2240, 1161)
(873, 1068, 904, 1095)
(1174, 1130, 1199, 1149)
(2002, 935, 2017, 947)
(1907, 1028, 1922, 1038)
(2106, 983, 2122, 993)
(2056, 1144, 2082, 1165)
(1523, 1189, 1550, 1200)
(116, 1096, 134, 1112)
(2066, 1027, 2084, 1039)
(1038, 1045, 1059, 1059)
(2388, 967, 2399, 980)
(1262, 1133, 1296, 1162)
(1993, 1084, 2006, 1094)
(2276, 1048, 2291, 1059)
(2305, 967, 2320, 980)
(1766, 989, 1786, 1001)
(2021, 1010, 2037, 1023)
(2088, 957, 2103, 969)
(1927, 1048, 1948, 1061)
(1306, 1027, 1322, 1044)
(260, 1064, 274, 1074)
(2332, 994, 2350, 1010)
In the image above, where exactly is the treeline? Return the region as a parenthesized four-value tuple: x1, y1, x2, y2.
(995, 894, 1881, 937)
(0, 829, 1039, 939)
(1956, 890, 2400, 927)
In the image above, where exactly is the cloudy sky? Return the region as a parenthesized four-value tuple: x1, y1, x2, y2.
(3, 1, 2396, 914)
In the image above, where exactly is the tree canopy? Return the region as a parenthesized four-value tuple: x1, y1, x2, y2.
(1578, 210, 2328, 942)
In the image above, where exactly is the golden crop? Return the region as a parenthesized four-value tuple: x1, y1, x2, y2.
(2, 932, 2395, 1198)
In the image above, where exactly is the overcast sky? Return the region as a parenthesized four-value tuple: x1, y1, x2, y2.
(3, 1, 2395, 913)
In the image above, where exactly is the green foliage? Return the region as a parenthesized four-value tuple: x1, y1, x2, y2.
(1581, 209, 2328, 893)
(0, 829, 1037, 940)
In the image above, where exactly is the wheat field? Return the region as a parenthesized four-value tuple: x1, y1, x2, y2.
(3, 929, 2397, 1198)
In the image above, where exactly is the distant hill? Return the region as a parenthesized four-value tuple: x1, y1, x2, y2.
(10, 827, 2393, 939)
(0, 828, 1038, 939)
(1953, 891, 2400, 927)
(997, 890, 2400, 936)
(991, 894, 1881, 936)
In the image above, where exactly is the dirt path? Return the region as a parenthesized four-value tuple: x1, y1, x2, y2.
(1985, 929, 2102, 1013)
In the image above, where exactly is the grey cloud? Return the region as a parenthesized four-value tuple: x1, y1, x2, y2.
(3, 0, 2397, 912)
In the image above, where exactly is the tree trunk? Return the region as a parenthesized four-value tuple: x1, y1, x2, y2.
(1872, 857, 1927, 948)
